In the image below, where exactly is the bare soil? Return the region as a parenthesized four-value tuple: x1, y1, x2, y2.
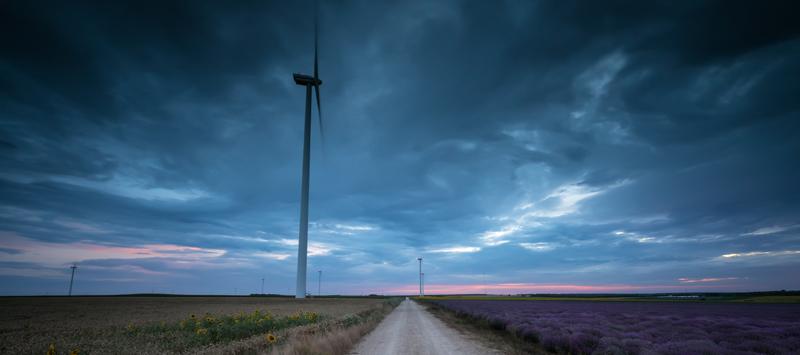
(0, 296, 385, 355)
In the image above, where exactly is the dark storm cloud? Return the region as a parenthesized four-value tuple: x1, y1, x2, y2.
(1, 0, 799, 295)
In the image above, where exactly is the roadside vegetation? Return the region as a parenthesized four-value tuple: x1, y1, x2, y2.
(122, 309, 321, 352)
(258, 297, 401, 355)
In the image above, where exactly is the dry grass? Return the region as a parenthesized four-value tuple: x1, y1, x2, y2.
(267, 299, 398, 355)
(270, 322, 373, 355)
(191, 299, 400, 355)
(0, 296, 388, 355)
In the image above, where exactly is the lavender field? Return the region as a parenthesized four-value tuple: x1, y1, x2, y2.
(429, 300, 800, 354)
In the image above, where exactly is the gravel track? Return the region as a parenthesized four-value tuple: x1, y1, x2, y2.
(351, 299, 500, 355)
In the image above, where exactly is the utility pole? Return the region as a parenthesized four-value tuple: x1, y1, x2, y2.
(318, 270, 322, 296)
(417, 257, 423, 297)
(68, 264, 77, 296)
(422, 272, 425, 296)
(261, 277, 265, 295)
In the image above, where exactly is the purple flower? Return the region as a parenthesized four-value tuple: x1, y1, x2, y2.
(431, 299, 800, 354)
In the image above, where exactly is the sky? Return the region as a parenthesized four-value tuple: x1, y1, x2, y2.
(1, 0, 799, 296)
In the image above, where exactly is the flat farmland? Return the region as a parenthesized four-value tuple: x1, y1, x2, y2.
(0, 296, 388, 355)
(427, 299, 800, 354)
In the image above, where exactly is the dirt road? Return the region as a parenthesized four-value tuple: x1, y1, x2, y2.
(351, 299, 500, 355)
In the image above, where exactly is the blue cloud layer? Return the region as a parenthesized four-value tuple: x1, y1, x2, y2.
(1, 0, 799, 295)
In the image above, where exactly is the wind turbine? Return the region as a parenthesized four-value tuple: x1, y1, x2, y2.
(417, 257, 423, 297)
(293, 4, 324, 299)
(68, 264, 77, 296)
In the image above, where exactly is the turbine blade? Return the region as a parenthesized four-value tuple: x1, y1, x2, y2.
(314, 84, 324, 145)
(314, 1, 319, 81)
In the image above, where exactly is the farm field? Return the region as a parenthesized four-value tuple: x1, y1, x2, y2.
(421, 294, 800, 303)
(0, 296, 391, 355)
(426, 299, 800, 354)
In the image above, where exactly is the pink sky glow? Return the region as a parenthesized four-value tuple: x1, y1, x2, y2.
(382, 282, 741, 295)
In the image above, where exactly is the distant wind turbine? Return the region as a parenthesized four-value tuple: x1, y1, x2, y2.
(417, 257, 423, 297)
(293, 3, 324, 299)
(68, 264, 77, 296)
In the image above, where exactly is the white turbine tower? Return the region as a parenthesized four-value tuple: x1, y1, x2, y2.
(417, 257, 423, 297)
(292, 3, 324, 299)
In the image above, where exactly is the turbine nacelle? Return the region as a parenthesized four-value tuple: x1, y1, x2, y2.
(293, 73, 322, 86)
